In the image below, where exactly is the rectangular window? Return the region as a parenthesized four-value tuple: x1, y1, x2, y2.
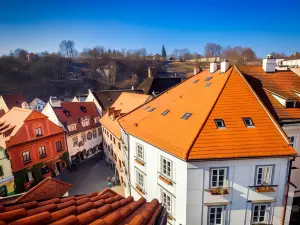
(289, 136, 296, 148)
(215, 119, 226, 129)
(73, 136, 78, 147)
(118, 142, 121, 150)
(136, 170, 144, 189)
(181, 113, 192, 120)
(22, 151, 31, 163)
(35, 127, 42, 136)
(161, 110, 170, 116)
(161, 156, 172, 179)
(148, 107, 156, 112)
(98, 127, 102, 136)
(82, 119, 90, 127)
(92, 129, 97, 138)
(252, 204, 269, 224)
(161, 189, 172, 214)
(113, 137, 116, 144)
(136, 144, 144, 161)
(243, 117, 255, 127)
(256, 166, 273, 185)
(39, 146, 46, 158)
(209, 206, 224, 225)
(56, 140, 62, 151)
(110, 134, 112, 141)
(210, 168, 227, 188)
(81, 133, 86, 143)
(0, 166, 3, 176)
(25, 171, 34, 182)
(41, 166, 50, 175)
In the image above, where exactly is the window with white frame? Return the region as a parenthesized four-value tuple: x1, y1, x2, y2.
(35, 127, 42, 136)
(69, 124, 76, 131)
(136, 144, 144, 161)
(209, 206, 224, 225)
(81, 133, 86, 143)
(82, 119, 90, 127)
(161, 156, 172, 179)
(289, 136, 296, 148)
(252, 204, 269, 224)
(255, 165, 273, 186)
(161, 189, 172, 214)
(210, 168, 227, 188)
(73, 136, 78, 146)
(136, 170, 144, 190)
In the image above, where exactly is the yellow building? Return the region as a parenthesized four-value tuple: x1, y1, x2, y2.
(0, 147, 15, 196)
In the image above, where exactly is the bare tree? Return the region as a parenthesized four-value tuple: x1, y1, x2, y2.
(270, 52, 286, 58)
(59, 40, 77, 58)
(204, 43, 222, 57)
(241, 48, 256, 62)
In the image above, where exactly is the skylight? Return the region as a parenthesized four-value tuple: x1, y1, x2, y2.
(181, 113, 192, 120)
(205, 76, 212, 81)
(148, 107, 156, 112)
(205, 82, 211, 87)
(161, 110, 170, 116)
(215, 119, 226, 129)
(243, 117, 255, 127)
(193, 79, 199, 83)
(286, 101, 296, 108)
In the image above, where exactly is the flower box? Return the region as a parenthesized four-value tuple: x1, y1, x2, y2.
(136, 185, 145, 195)
(255, 186, 275, 193)
(210, 188, 229, 195)
(159, 175, 172, 186)
(135, 159, 145, 166)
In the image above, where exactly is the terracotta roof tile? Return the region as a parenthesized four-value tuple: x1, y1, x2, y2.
(0, 188, 165, 225)
(239, 66, 300, 120)
(119, 67, 296, 160)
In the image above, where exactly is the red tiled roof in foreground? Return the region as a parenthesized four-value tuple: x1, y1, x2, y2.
(0, 188, 165, 225)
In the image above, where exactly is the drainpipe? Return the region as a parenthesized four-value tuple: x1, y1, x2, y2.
(127, 133, 131, 196)
(282, 158, 294, 225)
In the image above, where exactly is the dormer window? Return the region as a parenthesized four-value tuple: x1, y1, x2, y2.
(68, 124, 76, 131)
(82, 119, 90, 127)
(286, 101, 296, 108)
(94, 117, 100, 124)
(181, 113, 192, 120)
(63, 109, 70, 117)
(148, 107, 156, 112)
(215, 119, 226, 129)
(243, 117, 255, 127)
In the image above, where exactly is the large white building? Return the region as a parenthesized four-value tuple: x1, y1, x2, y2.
(42, 99, 102, 162)
(118, 62, 297, 225)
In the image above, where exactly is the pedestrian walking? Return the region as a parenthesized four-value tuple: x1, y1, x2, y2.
(112, 176, 116, 186)
(107, 181, 111, 188)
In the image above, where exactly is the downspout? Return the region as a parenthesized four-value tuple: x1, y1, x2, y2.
(282, 157, 294, 225)
(127, 133, 131, 196)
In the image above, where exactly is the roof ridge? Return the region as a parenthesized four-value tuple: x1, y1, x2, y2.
(186, 67, 234, 159)
(234, 66, 292, 146)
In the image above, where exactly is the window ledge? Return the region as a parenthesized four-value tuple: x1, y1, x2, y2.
(209, 188, 229, 195)
(159, 175, 173, 186)
(57, 148, 63, 152)
(136, 185, 145, 195)
(135, 158, 145, 166)
(23, 160, 32, 165)
(39, 155, 47, 159)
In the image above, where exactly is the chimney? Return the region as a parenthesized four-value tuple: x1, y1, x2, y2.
(194, 67, 200, 75)
(50, 96, 61, 108)
(210, 62, 218, 73)
(263, 55, 276, 73)
(220, 60, 230, 73)
(148, 67, 154, 78)
(131, 85, 134, 90)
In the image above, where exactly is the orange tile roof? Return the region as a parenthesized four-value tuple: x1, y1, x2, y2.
(239, 66, 300, 120)
(0, 188, 164, 225)
(100, 93, 151, 139)
(119, 67, 296, 160)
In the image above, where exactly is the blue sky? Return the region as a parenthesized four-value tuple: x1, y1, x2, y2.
(0, 0, 300, 57)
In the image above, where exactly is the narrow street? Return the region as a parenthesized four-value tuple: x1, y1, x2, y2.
(58, 152, 116, 196)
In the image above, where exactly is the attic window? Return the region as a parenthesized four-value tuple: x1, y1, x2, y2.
(205, 76, 212, 81)
(161, 110, 170, 116)
(215, 119, 226, 129)
(243, 117, 255, 127)
(205, 82, 211, 87)
(63, 109, 70, 117)
(148, 107, 156, 112)
(144, 106, 150, 110)
(181, 113, 192, 120)
(286, 101, 296, 108)
(80, 106, 87, 113)
(193, 79, 199, 83)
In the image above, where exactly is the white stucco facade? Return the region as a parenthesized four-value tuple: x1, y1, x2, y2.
(29, 98, 46, 111)
(123, 133, 293, 225)
(282, 59, 300, 67)
(86, 89, 103, 116)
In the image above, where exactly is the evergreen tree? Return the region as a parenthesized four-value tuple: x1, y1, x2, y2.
(161, 45, 167, 58)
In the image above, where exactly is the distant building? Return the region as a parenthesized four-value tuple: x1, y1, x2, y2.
(189, 56, 221, 63)
(119, 62, 296, 225)
(0, 108, 67, 193)
(71, 95, 88, 102)
(26, 53, 38, 62)
(100, 92, 151, 193)
(86, 89, 144, 116)
(282, 52, 300, 67)
(42, 101, 102, 162)
(0, 94, 29, 113)
(29, 98, 46, 111)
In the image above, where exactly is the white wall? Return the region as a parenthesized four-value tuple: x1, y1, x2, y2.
(42, 103, 65, 130)
(128, 135, 187, 225)
(85, 90, 103, 116)
(282, 124, 300, 197)
(187, 158, 290, 225)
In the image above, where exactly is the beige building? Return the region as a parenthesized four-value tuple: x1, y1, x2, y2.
(100, 92, 151, 188)
(0, 148, 15, 196)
